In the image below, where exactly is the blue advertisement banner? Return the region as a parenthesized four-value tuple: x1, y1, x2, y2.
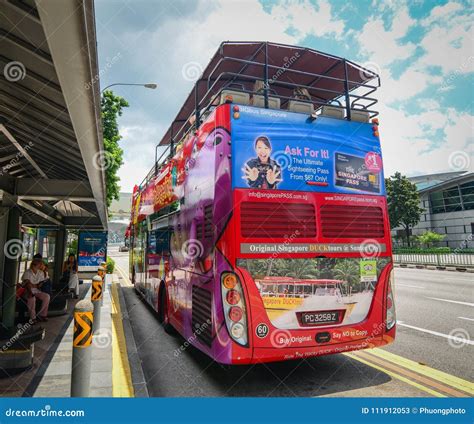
(231, 106, 385, 195)
(0, 398, 471, 423)
(77, 231, 107, 269)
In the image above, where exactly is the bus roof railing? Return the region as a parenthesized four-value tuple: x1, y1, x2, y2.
(139, 41, 381, 190)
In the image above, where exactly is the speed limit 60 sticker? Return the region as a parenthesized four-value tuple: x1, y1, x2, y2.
(255, 323, 269, 338)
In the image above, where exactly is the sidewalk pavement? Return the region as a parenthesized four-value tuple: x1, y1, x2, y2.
(0, 273, 136, 398)
(0, 283, 91, 397)
(33, 275, 113, 397)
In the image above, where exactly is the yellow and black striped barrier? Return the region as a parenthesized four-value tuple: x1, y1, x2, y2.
(71, 299, 94, 397)
(91, 276, 103, 301)
(98, 266, 106, 306)
(73, 310, 93, 348)
(91, 275, 103, 334)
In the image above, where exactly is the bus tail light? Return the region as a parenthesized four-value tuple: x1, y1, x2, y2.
(226, 290, 241, 305)
(221, 272, 248, 346)
(386, 270, 396, 330)
(229, 306, 243, 322)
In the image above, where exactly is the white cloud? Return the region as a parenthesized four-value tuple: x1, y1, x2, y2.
(358, 4, 416, 67)
(270, 0, 345, 39)
(421, 1, 463, 27)
(417, 17, 473, 75)
(118, 124, 166, 192)
(380, 104, 473, 176)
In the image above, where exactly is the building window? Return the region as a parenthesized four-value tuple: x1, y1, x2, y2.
(460, 181, 474, 211)
(429, 185, 466, 214)
(429, 191, 445, 214)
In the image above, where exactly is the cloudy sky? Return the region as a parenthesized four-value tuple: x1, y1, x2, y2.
(95, 0, 473, 194)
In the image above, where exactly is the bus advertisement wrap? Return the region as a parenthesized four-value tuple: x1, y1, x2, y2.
(237, 257, 391, 330)
(232, 106, 385, 195)
(78, 231, 107, 270)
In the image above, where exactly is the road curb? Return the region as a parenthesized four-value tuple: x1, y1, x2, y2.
(394, 263, 474, 273)
(115, 274, 149, 398)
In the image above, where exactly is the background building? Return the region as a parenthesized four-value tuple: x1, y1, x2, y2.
(393, 171, 474, 249)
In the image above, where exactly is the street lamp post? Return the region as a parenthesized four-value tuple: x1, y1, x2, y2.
(101, 82, 157, 94)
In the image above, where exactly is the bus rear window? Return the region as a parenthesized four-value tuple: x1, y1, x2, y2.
(320, 205, 384, 238)
(241, 202, 316, 238)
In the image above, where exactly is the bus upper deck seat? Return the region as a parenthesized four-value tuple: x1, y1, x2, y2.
(350, 109, 370, 123)
(287, 87, 314, 115)
(320, 105, 345, 119)
(218, 89, 250, 106)
(251, 94, 281, 109)
(251, 80, 281, 109)
(287, 100, 314, 114)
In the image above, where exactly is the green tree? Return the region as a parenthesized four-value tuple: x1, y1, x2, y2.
(274, 258, 320, 279)
(334, 259, 360, 292)
(416, 230, 445, 248)
(101, 90, 129, 208)
(385, 172, 424, 247)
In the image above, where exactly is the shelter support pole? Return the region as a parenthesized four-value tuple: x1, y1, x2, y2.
(2, 207, 22, 332)
(53, 227, 67, 287)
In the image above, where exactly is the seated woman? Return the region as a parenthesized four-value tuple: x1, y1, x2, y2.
(39, 260, 52, 295)
(62, 253, 79, 299)
(21, 258, 51, 323)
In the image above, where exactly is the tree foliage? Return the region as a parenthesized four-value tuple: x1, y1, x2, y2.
(101, 90, 129, 208)
(385, 172, 424, 246)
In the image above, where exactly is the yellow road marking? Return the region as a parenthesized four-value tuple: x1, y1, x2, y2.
(110, 280, 134, 397)
(354, 350, 467, 397)
(116, 264, 132, 286)
(367, 348, 474, 396)
(345, 352, 445, 397)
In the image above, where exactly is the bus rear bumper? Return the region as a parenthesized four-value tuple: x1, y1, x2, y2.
(232, 331, 395, 365)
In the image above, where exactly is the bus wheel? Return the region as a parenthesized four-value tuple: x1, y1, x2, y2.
(160, 285, 176, 335)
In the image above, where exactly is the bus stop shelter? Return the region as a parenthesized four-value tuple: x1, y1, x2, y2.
(0, 0, 107, 350)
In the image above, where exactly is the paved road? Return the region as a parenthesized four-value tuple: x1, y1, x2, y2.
(387, 267, 473, 379)
(109, 246, 473, 397)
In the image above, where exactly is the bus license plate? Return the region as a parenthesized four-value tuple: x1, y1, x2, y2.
(299, 311, 341, 326)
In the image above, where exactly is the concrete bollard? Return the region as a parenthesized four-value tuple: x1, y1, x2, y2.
(91, 275, 103, 334)
(71, 300, 94, 397)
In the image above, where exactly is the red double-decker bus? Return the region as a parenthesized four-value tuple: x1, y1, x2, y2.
(129, 42, 395, 364)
